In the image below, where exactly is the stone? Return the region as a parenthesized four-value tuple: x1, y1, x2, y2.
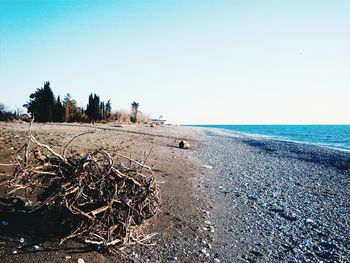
(306, 218, 314, 224)
(77, 258, 85, 263)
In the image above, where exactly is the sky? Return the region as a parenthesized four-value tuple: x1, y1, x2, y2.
(0, 0, 349, 124)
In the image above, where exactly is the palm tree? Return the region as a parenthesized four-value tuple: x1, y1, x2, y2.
(130, 101, 140, 123)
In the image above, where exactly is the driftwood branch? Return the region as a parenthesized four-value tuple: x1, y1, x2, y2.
(0, 122, 161, 254)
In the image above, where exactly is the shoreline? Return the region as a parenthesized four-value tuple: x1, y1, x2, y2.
(184, 125, 350, 153)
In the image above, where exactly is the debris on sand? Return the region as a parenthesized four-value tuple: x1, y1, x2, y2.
(0, 121, 161, 255)
(179, 140, 190, 149)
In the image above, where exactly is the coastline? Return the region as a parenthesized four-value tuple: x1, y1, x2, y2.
(0, 122, 349, 262)
(185, 125, 350, 153)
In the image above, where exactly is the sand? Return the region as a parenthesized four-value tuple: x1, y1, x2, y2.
(0, 122, 213, 262)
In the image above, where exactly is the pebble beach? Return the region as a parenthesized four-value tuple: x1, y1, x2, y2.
(195, 128, 350, 262)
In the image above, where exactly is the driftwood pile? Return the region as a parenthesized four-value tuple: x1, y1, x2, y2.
(0, 122, 161, 254)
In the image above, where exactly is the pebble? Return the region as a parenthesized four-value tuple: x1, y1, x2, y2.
(34, 245, 40, 250)
(214, 258, 221, 263)
(12, 250, 17, 254)
(65, 256, 72, 260)
(167, 256, 178, 261)
(204, 220, 211, 225)
(19, 238, 24, 243)
(77, 259, 85, 263)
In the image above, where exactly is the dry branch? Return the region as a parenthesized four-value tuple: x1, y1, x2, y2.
(0, 123, 161, 254)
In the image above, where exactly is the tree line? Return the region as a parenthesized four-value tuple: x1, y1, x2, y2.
(0, 81, 146, 123)
(1, 81, 146, 123)
(22, 81, 112, 122)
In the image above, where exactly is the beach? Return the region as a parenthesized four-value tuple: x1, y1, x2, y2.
(0, 122, 349, 262)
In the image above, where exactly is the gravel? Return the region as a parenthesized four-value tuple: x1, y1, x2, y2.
(194, 129, 350, 262)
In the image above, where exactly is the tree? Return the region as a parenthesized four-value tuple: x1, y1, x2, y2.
(23, 81, 55, 122)
(0, 103, 6, 113)
(0, 103, 15, 121)
(63, 93, 72, 122)
(130, 101, 139, 123)
(86, 93, 102, 121)
(100, 101, 105, 120)
(63, 93, 82, 122)
(105, 99, 112, 119)
(86, 93, 94, 121)
(53, 96, 64, 122)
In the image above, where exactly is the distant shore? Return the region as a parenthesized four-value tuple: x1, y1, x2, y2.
(0, 122, 349, 262)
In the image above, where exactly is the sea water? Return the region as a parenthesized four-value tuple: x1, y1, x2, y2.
(187, 125, 350, 151)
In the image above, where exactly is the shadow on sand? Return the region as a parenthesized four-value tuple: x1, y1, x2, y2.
(0, 197, 94, 255)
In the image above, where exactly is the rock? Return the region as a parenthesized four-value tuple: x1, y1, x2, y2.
(179, 141, 190, 149)
(200, 165, 213, 169)
(280, 211, 297, 221)
(34, 245, 40, 250)
(65, 256, 72, 260)
(214, 258, 221, 263)
(19, 237, 24, 243)
(12, 250, 17, 254)
(167, 256, 178, 261)
(77, 259, 85, 263)
(251, 250, 264, 257)
(204, 220, 211, 225)
(306, 218, 314, 224)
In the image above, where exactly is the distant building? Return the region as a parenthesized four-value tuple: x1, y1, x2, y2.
(151, 115, 166, 125)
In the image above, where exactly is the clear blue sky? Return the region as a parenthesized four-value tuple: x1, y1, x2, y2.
(1, 0, 349, 124)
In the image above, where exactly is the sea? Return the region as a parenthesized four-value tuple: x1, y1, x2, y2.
(186, 125, 350, 151)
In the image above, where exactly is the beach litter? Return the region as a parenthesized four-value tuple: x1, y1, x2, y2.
(179, 140, 190, 149)
(0, 121, 161, 255)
